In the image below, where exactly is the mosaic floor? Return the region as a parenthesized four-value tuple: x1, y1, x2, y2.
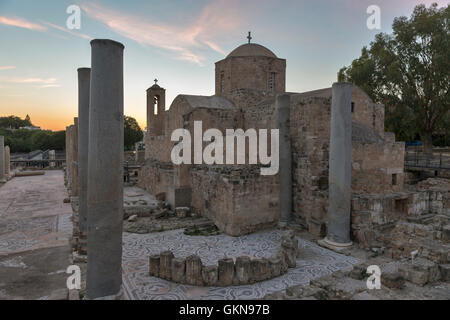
(122, 229, 359, 300)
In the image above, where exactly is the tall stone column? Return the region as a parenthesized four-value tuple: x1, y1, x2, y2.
(65, 126, 70, 185)
(86, 39, 124, 300)
(324, 82, 353, 247)
(77, 67, 91, 255)
(67, 125, 73, 189)
(4, 146, 10, 178)
(71, 118, 79, 197)
(0, 136, 5, 183)
(276, 94, 292, 226)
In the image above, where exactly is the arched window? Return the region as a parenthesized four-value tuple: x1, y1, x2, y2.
(269, 72, 275, 92)
(153, 95, 160, 115)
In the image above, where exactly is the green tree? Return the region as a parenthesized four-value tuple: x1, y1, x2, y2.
(0, 115, 33, 129)
(338, 3, 450, 154)
(124, 116, 143, 150)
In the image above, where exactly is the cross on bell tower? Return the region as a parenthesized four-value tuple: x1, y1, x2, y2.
(154, 78, 158, 85)
(247, 31, 252, 44)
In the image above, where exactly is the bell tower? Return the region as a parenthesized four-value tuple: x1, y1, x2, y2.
(146, 79, 165, 136)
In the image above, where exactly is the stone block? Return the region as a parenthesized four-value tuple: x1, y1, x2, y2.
(128, 214, 138, 222)
(438, 264, 450, 281)
(250, 258, 270, 282)
(171, 258, 186, 283)
(167, 186, 192, 209)
(280, 230, 299, 267)
(398, 258, 440, 286)
(218, 258, 234, 286)
(185, 255, 203, 286)
(442, 225, 450, 243)
(175, 207, 189, 218)
(381, 271, 405, 289)
(233, 256, 250, 285)
(149, 255, 160, 277)
(268, 256, 282, 277)
(159, 251, 174, 280)
(202, 265, 218, 286)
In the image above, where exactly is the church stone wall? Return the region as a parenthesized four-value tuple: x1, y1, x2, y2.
(190, 165, 278, 236)
(215, 56, 286, 101)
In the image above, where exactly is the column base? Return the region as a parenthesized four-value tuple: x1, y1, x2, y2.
(278, 221, 288, 228)
(85, 287, 126, 300)
(318, 237, 352, 252)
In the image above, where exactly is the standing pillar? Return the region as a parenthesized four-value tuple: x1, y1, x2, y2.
(4, 146, 10, 178)
(77, 68, 91, 255)
(324, 82, 353, 247)
(67, 125, 73, 190)
(276, 94, 292, 226)
(86, 39, 124, 300)
(0, 136, 5, 183)
(65, 126, 70, 185)
(71, 118, 79, 197)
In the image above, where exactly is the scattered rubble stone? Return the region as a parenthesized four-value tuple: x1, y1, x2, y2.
(149, 255, 160, 277)
(398, 258, 440, 286)
(127, 214, 138, 222)
(202, 265, 218, 286)
(218, 258, 234, 286)
(171, 258, 186, 283)
(185, 255, 203, 286)
(159, 251, 174, 280)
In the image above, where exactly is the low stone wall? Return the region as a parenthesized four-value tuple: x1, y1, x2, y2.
(148, 230, 299, 286)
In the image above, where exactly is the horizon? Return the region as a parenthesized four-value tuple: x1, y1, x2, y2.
(0, 0, 447, 131)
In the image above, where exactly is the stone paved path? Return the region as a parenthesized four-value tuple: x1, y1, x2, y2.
(0, 171, 72, 299)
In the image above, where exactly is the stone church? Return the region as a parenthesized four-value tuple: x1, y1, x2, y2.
(138, 37, 405, 237)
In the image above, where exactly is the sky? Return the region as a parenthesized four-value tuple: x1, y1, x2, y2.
(0, 0, 448, 131)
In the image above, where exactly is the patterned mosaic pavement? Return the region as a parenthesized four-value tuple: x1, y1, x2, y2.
(122, 229, 359, 300)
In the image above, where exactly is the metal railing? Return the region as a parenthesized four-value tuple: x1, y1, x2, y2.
(10, 159, 66, 169)
(404, 151, 450, 170)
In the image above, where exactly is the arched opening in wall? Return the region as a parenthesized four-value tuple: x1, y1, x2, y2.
(268, 72, 275, 92)
(154, 95, 160, 115)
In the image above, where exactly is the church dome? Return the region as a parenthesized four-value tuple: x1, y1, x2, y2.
(226, 43, 277, 58)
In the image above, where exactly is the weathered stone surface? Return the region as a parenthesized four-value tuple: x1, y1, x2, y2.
(159, 251, 174, 280)
(202, 265, 218, 286)
(171, 258, 186, 283)
(280, 230, 299, 267)
(268, 256, 283, 277)
(250, 258, 270, 282)
(175, 207, 189, 218)
(442, 225, 450, 243)
(185, 255, 203, 286)
(438, 264, 450, 281)
(218, 258, 234, 286)
(398, 258, 440, 286)
(381, 271, 405, 289)
(128, 214, 138, 222)
(233, 256, 250, 285)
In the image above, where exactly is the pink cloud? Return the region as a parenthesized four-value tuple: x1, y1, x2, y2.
(41, 21, 93, 40)
(0, 66, 16, 71)
(81, 1, 242, 64)
(0, 16, 46, 31)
